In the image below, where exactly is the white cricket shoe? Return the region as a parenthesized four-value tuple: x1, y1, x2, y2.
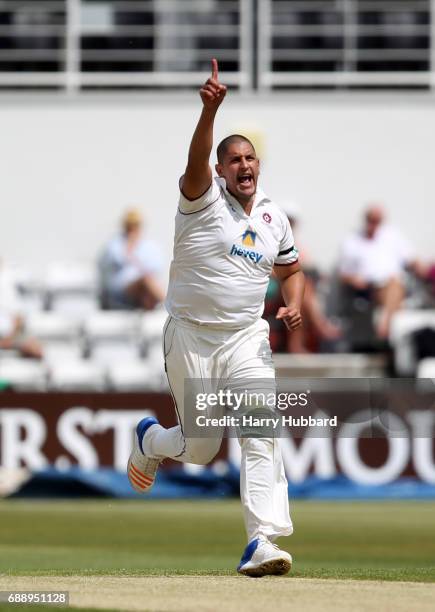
(237, 536, 292, 578)
(127, 417, 161, 493)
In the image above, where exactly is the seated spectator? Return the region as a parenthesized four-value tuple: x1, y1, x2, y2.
(99, 208, 165, 310)
(339, 204, 425, 339)
(425, 265, 435, 303)
(263, 202, 341, 353)
(0, 260, 43, 359)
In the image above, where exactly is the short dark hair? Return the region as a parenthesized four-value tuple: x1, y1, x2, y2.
(216, 134, 256, 164)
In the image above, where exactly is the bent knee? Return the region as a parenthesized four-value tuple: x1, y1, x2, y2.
(184, 439, 220, 465)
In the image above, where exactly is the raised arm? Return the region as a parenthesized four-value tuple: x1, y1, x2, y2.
(180, 59, 227, 201)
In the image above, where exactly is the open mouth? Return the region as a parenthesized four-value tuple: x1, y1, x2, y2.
(237, 174, 253, 187)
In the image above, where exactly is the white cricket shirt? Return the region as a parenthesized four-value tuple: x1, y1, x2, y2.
(165, 177, 298, 330)
(339, 225, 415, 286)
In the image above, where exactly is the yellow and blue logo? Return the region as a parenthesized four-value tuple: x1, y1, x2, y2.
(230, 228, 262, 264)
(242, 228, 257, 247)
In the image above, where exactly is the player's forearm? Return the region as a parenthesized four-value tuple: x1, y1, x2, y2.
(181, 60, 226, 199)
(280, 270, 305, 311)
(187, 107, 217, 168)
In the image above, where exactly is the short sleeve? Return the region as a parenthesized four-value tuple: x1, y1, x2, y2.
(274, 216, 299, 265)
(178, 178, 221, 214)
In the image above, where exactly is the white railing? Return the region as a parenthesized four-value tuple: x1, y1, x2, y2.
(258, 0, 434, 89)
(0, 0, 252, 91)
(0, 0, 434, 92)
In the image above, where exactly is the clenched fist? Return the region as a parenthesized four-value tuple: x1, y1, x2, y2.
(276, 306, 302, 331)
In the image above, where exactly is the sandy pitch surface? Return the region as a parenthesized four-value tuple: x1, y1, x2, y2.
(1, 576, 434, 612)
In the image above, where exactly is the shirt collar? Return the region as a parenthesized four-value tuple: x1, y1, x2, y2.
(215, 177, 270, 217)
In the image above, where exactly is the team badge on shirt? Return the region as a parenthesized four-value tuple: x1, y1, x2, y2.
(242, 228, 257, 246)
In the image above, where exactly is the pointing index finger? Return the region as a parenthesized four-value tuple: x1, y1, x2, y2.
(211, 58, 219, 81)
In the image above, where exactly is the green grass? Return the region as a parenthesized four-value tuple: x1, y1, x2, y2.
(0, 499, 434, 582)
(0, 606, 117, 612)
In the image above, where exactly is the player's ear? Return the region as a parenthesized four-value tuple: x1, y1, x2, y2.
(215, 163, 223, 177)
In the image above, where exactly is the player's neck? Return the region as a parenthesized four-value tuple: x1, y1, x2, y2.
(228, 188, 255, 216)
(242, 201, 254, 216)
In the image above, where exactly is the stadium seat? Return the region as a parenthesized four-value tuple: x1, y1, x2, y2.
(43, 261, 98, 313)
(0, 262, 44, 314)
(90, 340, 141, 366)
(19, 291, 45, 315)
(389, 310, 435, 376)
(24, 312, 80, 341)
(84, 311, 142, 364)
(84, 311, 141, 340)
(0, 349, 20, 360)
(44, 261, 96, 294)
(50, 293, 99, 319)
(0, 358, 47, 391)
(106, 360, 154, 391)
(48, 359, 106, 391)
(42, 340, 84, 365)
(417, 358, 435, 379)
(141, 308, 168, 348)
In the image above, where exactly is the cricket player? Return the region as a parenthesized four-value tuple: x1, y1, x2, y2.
(128, 59, 305, 577)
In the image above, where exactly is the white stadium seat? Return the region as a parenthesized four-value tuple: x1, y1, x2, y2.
(106, 360, 154, 391)
(389, 310, 435, 376)
(43, 261, 98, 314)
(84, 311, 141, 341)
(50, 293, 99, 320)
(48, 359, 106, 391)
(417, 358, 435, 379)
(141, 308, 168, 347)
(90, 340, 140, 366)
(42, 340, 84, 365)
(0, 358, 47, 391)
(44, 261, 96, 294)
(0, 349, 20, 360)
(0, 262, 43, 315)
(24, 312, 80, 341)
(19, 291, 45, 315)
(84, 312, 142, 367)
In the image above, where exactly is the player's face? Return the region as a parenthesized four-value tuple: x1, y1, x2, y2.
(215, 142, 260, 203)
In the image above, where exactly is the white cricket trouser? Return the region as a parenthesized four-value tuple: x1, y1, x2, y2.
(144, 316, 293, 543)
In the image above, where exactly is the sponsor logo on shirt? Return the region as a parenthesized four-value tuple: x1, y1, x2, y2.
(229, 243, 263, 264)
(242, 228, 257, 246)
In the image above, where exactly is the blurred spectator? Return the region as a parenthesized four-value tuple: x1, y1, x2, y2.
(0, 260, 43, 359)
(99, 208, 165, 310)
(425, 265, 435, 302)
(264, 202, 341, 353)
(339, 204, 426, 339)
